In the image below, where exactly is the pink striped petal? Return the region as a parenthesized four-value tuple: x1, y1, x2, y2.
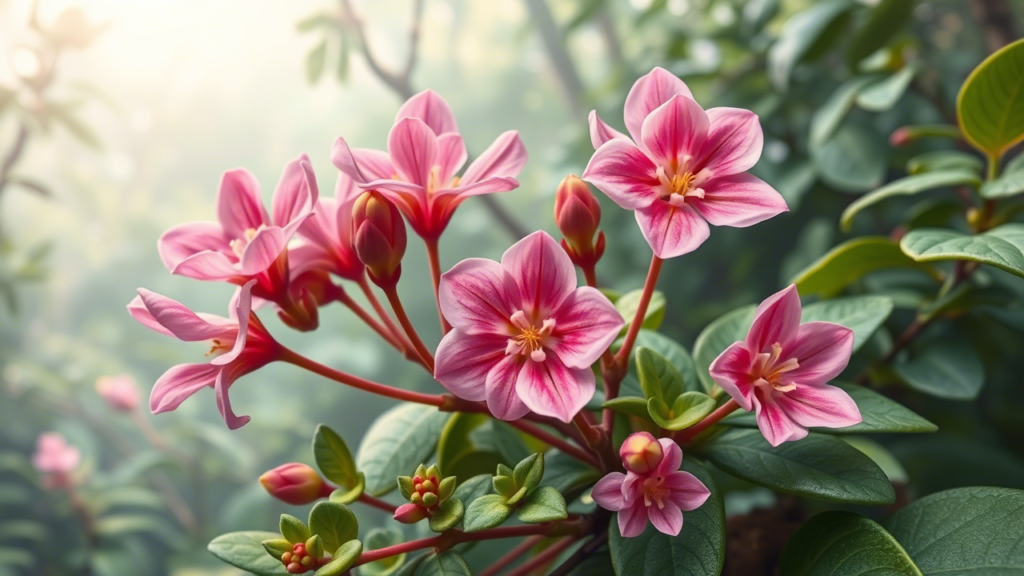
(664, 471, 711, 511)
(217, 169, 268, 238)
(709, 342, 755, 411)
(331, 138, 394, 184)
(436, 133, 467, 184)
(239, 226, 286, 275)
(592, 472, 627, 511)
(693, 173, 788, 228)
(635, 201, 710, 259)
(215, 369, 250, 429)
(272, 154, 319, 227)
(785, 322, 854, 385)
(150, 363, 220, 414)
(486, 355, 530, 421)
(655, 438, 682, 474)
(746, 285, 802, 353)
(501, 231, 576, 317)
(136, 288, 235, 342)
(551, 287, 624, 369)
(588, 110, 629, 149)
(433, 177, 518, 200)
(127, 295, 173, 337)
(388, 117, 438, 188)
(639, 95, 709, 169)
(434, 330, 507, 402)
(158, 222, 229, 272)
(647, 501, 683, 536)
(212, 280, 255, 366)
(395, 89, 458, 135)
(775, 383, 862, 430)
(624, 67, 694, 144)
(618, 502, 650, 538)
(582, 139, 662, 210)
(461, 131, 527, 185)
(697, 108, 764, 178)
(171, 250, 239, 281)
(515, 356, 595, 423)
(753, 388, 808, 447)
(438, 258, 522, 334)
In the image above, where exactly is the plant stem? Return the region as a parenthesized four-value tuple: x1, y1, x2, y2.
(333, 284, 407, 353)
(548, 531, 609, 576)
(504, 535, 579, 576)
(675, 399, 740, 444)
(477, 534, 546, 576)
(581, 263, 598, 289)
(358, 276, 415, 349)
(573, 412, 617, 471)
(614, 255, 663, 367)
(382, 284, 436, 372)
(358, 492, 397, 514)
(507, 419, 601, 469)
(425, 238, 452, 334)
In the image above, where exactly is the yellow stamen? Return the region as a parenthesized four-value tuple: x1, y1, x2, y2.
(669, 172, 696, 195)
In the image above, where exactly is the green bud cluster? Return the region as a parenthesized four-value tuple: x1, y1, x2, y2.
(397, 464, 456, 510)
(492, 453, 544, 506)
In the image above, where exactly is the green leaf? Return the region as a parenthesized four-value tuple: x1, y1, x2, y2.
(450, 475, 491, 530)
(208, 531, 288, 576)
(907, 151, 984, 175)
(981, 169, 1024, 199)
(856, 65, 917, 111)
(893, 340, 984, 400)
(693, 305, 757, 392)
(307, 502, 358, 553)
(602, 396, 653, 419)
(901, 224, 1024, 278)
(616, 289, 666, 335)
(315, 540, 362, 576)
(884, 487, 1024, 575)
(812, 123, 887, 193)
(328, 473, 365, 504)
(437, 413, 504, 482)
(408, 550, 472, 576)
(768, 0, 854, 90)
(844, 437, 909, 484)
(697, 429, 895, 505)
(541, 451, 601, 499)
(357, 403, 448, 496)
(516, 486, 567, 523)
(801, 295, 894, 353)
(648, 392, 716, 431)
(361, 528, 406, 576)
(462, 494, 511, 532)
(840, 170, 982, 231)
(957, 38, 1024, 158)
(313, 424, 359, 489)
(847, 0, 917, 67)
(428, 497, 464, 533)
(631, 331, 701, 392)
(793, 237, 935, 298)
(609, 459, 725, 576)
(810, 76, 875, 147)
(262, 538, 291, 560)
(280, 514, 310, 544)
(636, 347, 685, 403)
(513, 453, 544, 492)
(780, 511, 922, 576)
(307, 39, 328, 83)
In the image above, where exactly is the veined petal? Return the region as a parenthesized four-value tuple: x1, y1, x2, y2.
(639, 94, 709, 169)
(158, 221, 229, 272)
(753, 388, 807, 447)
(434, 176, 518, 200)
(288, 243, 334, 279)
(501, 231, 577, 317)
(388, 117, 438, 187)
(664, 471, 711, 511)
(647, 501, 683, 536)
(239, 226, 287, 276)
(212, 280, 255, 366)
(171, 250, 240, 281)
(775, 383, 862, 430)
(709, 342, 755, 411)
(150, 363, 219, 414)
(655, 438, 682, 474)
(433, 330, 506, 402)
(693, 173, 788, 228)
(592, 472, 628, 511)
(582, 139, 662, 210)
(551, 287, 624, 369)
(299, 198, 340, 251)
(438, 258, 522, 334)
(486, 355, 530, 421)
(127, 295, 173, 337)
(461, 131, 527, 185)
(272, 153, 319, 226)
(217, 168, 268, 238)
(697, 107, 764, 178)
(215, 368, 251, 430)
(331, 138, 394, 184)
(436, 133, 467, 184)
(515, 356, 595, 423)
(617, 502, 650, 538)
(634, 201, 710, 259)
(136, 288, 235, 342)
(746, 285, 802, 353)
(624, 67, 694, 143)
(588, 110, 629, 150)
(395, 89, 458, 135)
(784, 322, 854, 385)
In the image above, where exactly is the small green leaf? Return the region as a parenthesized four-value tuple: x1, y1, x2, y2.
(602, 396, 653, 419)
(462, 494, 511, 532)
(981, 169, 1024, 199)
(780, 511, 922, 576)
(280, 514, 309, 544)
(262, 538, 291, 560)
(307, 502, 358, 553)
(841, 170, 982, 231)
(428, 498, 464, 533)
(492, 475, 517, 498)
(313, 424, 359, 489)
(630, 331, 702, 393)
(901, 224, 1024, 278)
(306, 535, 324, 558)
(693, 305, 757, 392)
(616, 290, 666, 335)
(307, 38, 328, 83)
(957, 38, 1024, 158)
(208, 531, 287, 576)
(856, 65, 917, 111)
(512, 453, 544, 493)
(408, 550, 473, 576)
(315, 540, 362, 576)
(328, 473, 365, 504)
(636, 347, 685, 403)
(801, 295, 894, 353)
(907, 150, 984, 175)
(648, 392, 716, 431)
(357, 403, 448, 496)
(793, 237, 935, 298)
(361, 528, 405, 576)
(812, 123, 887, 193)
(893, 340, 984, 400)
(516, 486, 567, 523)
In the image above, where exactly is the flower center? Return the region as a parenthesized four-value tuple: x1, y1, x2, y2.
(229, 227, 262, 259)
(643, 475, 669, 509)
(505, 310, 555, 363)
(206, 337, 233, 357)
(656, 166, 706, 206)
(426, 166, 460, 194)
(669, 172, 696, 195)
(752, 342, 800, 392)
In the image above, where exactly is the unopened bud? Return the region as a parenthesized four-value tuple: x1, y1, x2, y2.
(259, 463, 330, 505)
(422, 492, 439, 507)
(555, 175, 602, 260)
(352, 191, 406, 287)
(95, 375, 140, 412)
(619, 432, 664, 474)
(393, 502, 429, 524)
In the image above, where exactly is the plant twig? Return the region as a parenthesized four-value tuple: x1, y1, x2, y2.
(547, 531, 609, 576)
(424, 238, 452, 334)
(477, 534, 546, 576)
(382, 284, 436, 372)
(504, 535, 579, 576)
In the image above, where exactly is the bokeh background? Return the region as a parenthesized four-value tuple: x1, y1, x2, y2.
(1, 0, 1022, 574)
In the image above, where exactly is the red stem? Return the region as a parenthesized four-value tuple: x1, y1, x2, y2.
(477, 535, 546, 576)
(614, 255, 663, 368)
(358, 492, 397, 514)
(382, 285, 436, 373)
(507, 419, 601, 469)
(352, 523, 571, 566)
(425, 238, 452, 334)
(581, 263, 598, 289)
(504, 535, 579, 576)
(358, 275, 412, 351)
(333, 284, 406, 352)
(675, 399, 740, 444)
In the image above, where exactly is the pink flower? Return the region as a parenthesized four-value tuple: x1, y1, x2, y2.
(32, 433, 81, 488)
(592, 432, 710, 538)
(291, 168, 366, 283)
(709, 285, 861, 447)
(158, 155, 319, 300)
(332, 90, 527, 239)
(582, 67, 788, 259)
(127, 280, 281, 429)
(433, 231, 623, 423)
(95, 374, 141, 412)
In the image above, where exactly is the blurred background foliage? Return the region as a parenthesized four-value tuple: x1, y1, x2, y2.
(0, 0, 1022, 574)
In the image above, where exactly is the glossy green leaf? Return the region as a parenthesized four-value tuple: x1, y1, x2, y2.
(957, 39, 1024, 157)
(697, 429, 895, 505)
(768, 0, 854, 89)
(436, 413, 504, 482)
(361, 528, 405, 576)
(812, 123, 887, 192)
(357, 403, 448, 496)
(462, 494, 511, 532)
(841, 170, 982, 231)
(980, 169, 1024, 199)
(307, 501, 358, 553)
(884, 487, 1024, 575)
(648, 392, 716, 431)
(802, 295, 894, 353)
(893, 340, 984, 400)
(856, 65, 917, 111)
(516, 486, 567, 523)
(780, 511, 921, 576)
(844, 437, 909, 484)
(900, 224, 1024, 278)
(208, 531, 287, 576)
(907, 151, 983, 175)
(602, 396, 653, 419)
(313, 424, 359, 489)
(693, 305, 756, 392)
(793, 237, 935, 297)
(428, 497, 464, 533)
(316, 540, 362, 576)
(408, 550, 472, 576)
(451, 475, 492, 530)
(630, 330, 702, 393)
(636, 347, 685, 403)
(617, 289, 666, 335)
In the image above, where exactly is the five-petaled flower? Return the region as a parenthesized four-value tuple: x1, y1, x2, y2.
(433, 231, 624, 423)
(127, 280, 281, 429)
(709, 285, 861, 446)
(592, 432, 710, 537)
(582, 67, 788, 259)
(331, 90, 527, 239)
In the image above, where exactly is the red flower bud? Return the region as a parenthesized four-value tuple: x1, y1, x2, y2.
(259, 463, 330, 505)
(352, 191, 407, 287)
(393, 502, 430, 524)
(619, 432, 664, 475)
(554, 175, 603, 267)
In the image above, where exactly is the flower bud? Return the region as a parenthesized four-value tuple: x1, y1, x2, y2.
(619, 432, 664, 475)
(259, 463, 330, 505)
(393, 502, 429, 524)
(95, 374, 140, 412)
(556, 175, 602, 253)
(352, 191, 406, 287)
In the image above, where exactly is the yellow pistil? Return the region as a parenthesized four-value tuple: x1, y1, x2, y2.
(669, 171, 696, 196)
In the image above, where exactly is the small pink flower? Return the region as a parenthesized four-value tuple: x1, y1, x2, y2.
(127, 280, 280, 429)
(95, 374, 140, 412)
(32, 433, 81, 488)
(433, 231, 624, 423)
(709, 285, 861, 447)
(592, 432, 710, 538)
(332, 90, 527, 239)
(158, 155, 319, 300)
(582, 67, 788, 259)
(292, 168, 366, 283)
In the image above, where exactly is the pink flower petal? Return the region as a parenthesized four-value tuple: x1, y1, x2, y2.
(433, 330, 507, 402)
(360, 179, 428, 223)
(171, 250, 240, 281)
(515, 356, 595, 423)
(774, 383, 862, 430)
(271, 154, 319, 227)
(461, 131, 527, 185)
(617, 502, 650, 538)
(217, 169, 268, 238)
(436, 133, 467, 184)
(150, 363, 220, 414)
(486, 355, 530, 421)
(753, 388, 808, 447)
(388, 117, 438, 188)
(639, 95, 709, 169)
(621, 471, 645, 506)
(299, 198, 340, 252)
(588, 110, 628, 149)
(634, 201, 710, 259)
(623, 67, 694, 144)
(500, 231, 576, 317)
(136, 288, 235, 342)
(331, 138, 394, 184)
(550, 286, 624, 369)
(395, 89, 458, 135)
(709, 342, 755, 411)
(215, 369, 250, 430)
(693, 173, 788, 228)
(664, 471, 711, 511)
(655, 438, 682, 474)
(647, 501, 683, 536)
(434, 177, 519, 200)
(212, 280, 255, 366)
(239, 226, 287, 275)
(746, 285, 802, 353)
(784, 322, 854, 385)
(582, 139, 662, 210)
(592, 472, 627, 511)
(158, 222, 229, 272)
(438, 258, 522, 334)
(696, 107, 764, 178)
(128, 295, 173, 337)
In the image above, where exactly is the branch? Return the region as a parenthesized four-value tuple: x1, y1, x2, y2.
(547, 531, 609, 576)
(337, 0, 419, 99)
(521, 0, 587, 118)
